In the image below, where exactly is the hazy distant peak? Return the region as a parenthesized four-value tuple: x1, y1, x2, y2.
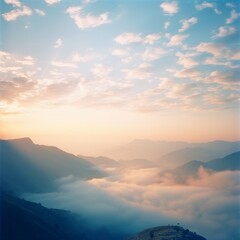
(1, 137, 34, 145)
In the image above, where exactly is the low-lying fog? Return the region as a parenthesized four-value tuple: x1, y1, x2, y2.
(24, 164, 240, 240)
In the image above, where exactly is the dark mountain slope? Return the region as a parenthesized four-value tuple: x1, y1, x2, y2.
(128, 225, 207, 240)
(0, 138, 105, 193)
(205, 151, 240, 171)
(0, 192, 85, 240)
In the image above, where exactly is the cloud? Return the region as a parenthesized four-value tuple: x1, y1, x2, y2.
(0, 77, 36, 103)
(91, 64, 112, 79)
(143, 34, 161, 44)
(179, 17, 198, 32)
(115, 32, 143, 45)
(35, 9, 45, 16)
(167, 34, 189, 47)
(142, 47, 165, 61)
(4, 0, 21, 7)
(226, 2, 235, 8)
(54, 38, 63, 48)
(226, 10, 239, 24)
(72, 50, 99, 62)
(111, 48, 129, 57)
(176, 52, 198, 68)
(213, 26, 236, 39)
(160, 1, 179, 15)
(174, 68, 201, 79)
(2, 5, 32, 21)
(195, 42, 226, 58)
(195, 1, 221, 14)
(40, 80, 79, 100)
(23, 168, 240, 240)
(51, 60, 77, 68)
(195, 1, 214, 10)
(17, 56, 35, 66)
(164, 21, 170, 29)
(206, 70, 240, 85)
(66, 6, 110, 29)
(44, 0, 61, 5)
(115, 33, 160, 45)
(124, 63, 152, 80)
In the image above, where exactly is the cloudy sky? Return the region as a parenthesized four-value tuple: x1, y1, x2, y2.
(0, 0, 239, 155)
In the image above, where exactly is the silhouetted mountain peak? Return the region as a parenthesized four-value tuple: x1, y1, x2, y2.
(1, 137, 34, 145)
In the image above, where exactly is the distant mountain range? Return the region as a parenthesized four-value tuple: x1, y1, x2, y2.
(159, 151, 240, 183)
(106, 139, 240, 168)
(0, 138, 105, 194)
(128, 225, 207, 240)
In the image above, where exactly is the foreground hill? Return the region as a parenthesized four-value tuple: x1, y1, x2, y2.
(0, 192, 125, 240)
(159, 151, 240, 183)
(128, 225, 207, 240)
(0, 138, 105, 194)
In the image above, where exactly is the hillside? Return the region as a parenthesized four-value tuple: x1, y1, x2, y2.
(0, 138, 105, 194)
(128, 225, 207, 240)
(0, 192, 126, 240)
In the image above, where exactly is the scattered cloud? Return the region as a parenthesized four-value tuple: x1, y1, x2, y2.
(4, 0, 21, 7)
(2, 5, 32, 21)
(91, 64, 112, 79)
(111, 48, 129, 57)
(115, 32, 142, 45)
(160, 1, 179, 15)
(143, 34, 161, 45)
(142, 47, 165, 61)
(195, 1, 214, 11)
(226, 10, 239, 24)
(167, 34, 189, 47)
(124, 63, 152, 80)
(66, 6, 110, 29)
(72, 50, 99, 62)
(196, 42, 226, 58)
(206, 70, 240, 85)
(115, 32, 160, 45)
(174, 68, 201, 79)
(0, 77, 36, 103)
(213, 26, 236, 39)
(35, 9, 45, 16)
(17, 56, 35, 66)
(54, 38, 63, 48)
(176, 52, 198, 68)
(164, 21, 170, 30)
(44, 0, 61, 5)
(226, 2, 235, 8)
(195, 1, 221, 14)
(179, 17, 198, 32)
(51, 60, 77, 68)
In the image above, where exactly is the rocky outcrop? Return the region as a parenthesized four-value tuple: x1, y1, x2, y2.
(128, 225, 207, 240)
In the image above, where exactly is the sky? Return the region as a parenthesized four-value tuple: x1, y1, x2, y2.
(0, 0, 240, 155)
